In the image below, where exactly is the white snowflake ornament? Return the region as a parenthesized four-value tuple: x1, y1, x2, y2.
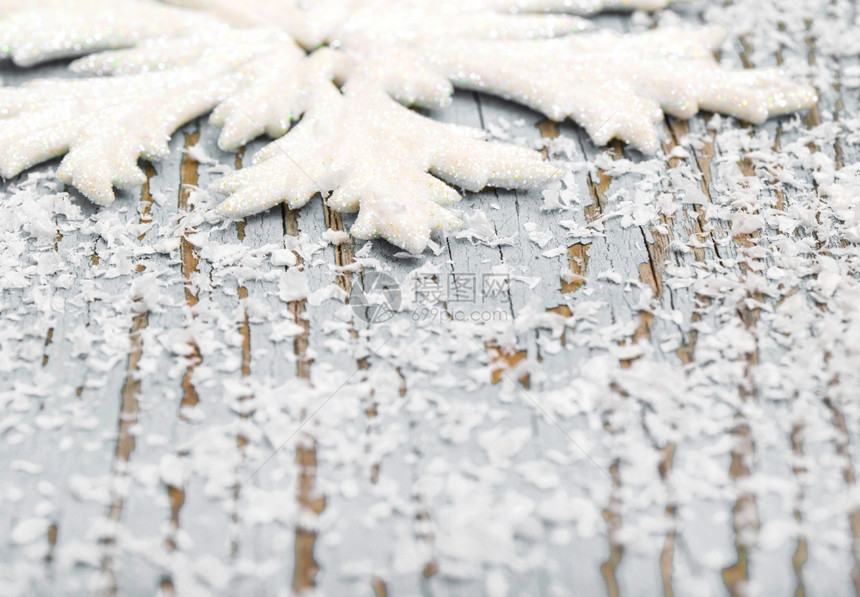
(212, 63, 556, 252)
(0, 0, 817, 252)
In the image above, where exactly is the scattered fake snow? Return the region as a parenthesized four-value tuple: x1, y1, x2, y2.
(2, 0, 860, 595)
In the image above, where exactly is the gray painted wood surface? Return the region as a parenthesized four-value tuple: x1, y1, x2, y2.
(2, 1, 860, 596)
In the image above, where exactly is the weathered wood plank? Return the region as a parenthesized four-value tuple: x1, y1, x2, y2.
(3, 2, 860, 596)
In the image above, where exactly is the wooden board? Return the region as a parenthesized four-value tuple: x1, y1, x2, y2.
(2, 1, 860, 596)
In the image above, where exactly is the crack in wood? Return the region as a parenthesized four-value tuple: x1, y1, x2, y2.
(658, 443, 677, 597)
(790, 419, 808, 597)
(41, 327, 53, 368)
(720, 155, 762, 597)
(179, 131, 202, 413)
(165, 485, 185, 552)
(98, 165, 162, 595)
(400, 371, 440, 582)
(46, 522, 57, 568)
(285, 210, 313, 380)
(721, 419, 758, 597)
(562, 244, 590, 294)
(653, 120, 718, 594)
(825, 396, 860, 594)
(537, 118, 560, 160)
(668, 26, 769, 587)
(228, 147, 254, 559)
(664, 118, 712, 363)
(294, 439, 325, 593)
(41, 202, 65, 368)
(138, 163, 157, 241)
(416, 501, 439, 579)
(547, 305, 572, 346)
(138, 132, 203, 592)
(772, 31, 814, 596)
(486, 341, 530, 388)
(101, 309, 148, 595)
(323, 203, 354, 294)
(594, 141, 648, 592)
(283, 206, 324, 595)
(601, 137, 671, 592)
(662, 75, 773, 592)
(616, 263, 657, 370)
(641, 236, 665, 300)
(324, 203, 384, 484)
(719, 121, 763, 597)
(601, 459, 623, 597)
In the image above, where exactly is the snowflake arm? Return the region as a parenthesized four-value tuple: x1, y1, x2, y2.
(418, 26, 817, 153)
(210, 46, 459, 152)
(0, 66, 234, 204)
(0, 0, 226, 66)
(211, 73, 557, 253)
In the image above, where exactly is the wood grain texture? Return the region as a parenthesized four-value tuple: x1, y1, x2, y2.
(1, 2, 859, 596)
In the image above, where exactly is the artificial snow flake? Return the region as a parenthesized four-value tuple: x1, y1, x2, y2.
(0, 0, 817, 252)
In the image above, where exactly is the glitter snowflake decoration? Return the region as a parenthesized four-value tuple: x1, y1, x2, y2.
(0, 0, 816, 252)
